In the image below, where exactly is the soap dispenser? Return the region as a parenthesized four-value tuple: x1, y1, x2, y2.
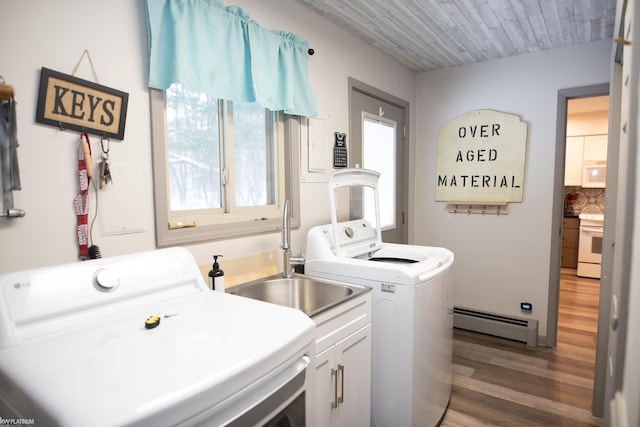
(208, 255, 225, 292)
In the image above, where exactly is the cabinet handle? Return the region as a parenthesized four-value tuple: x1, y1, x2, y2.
(338, 364, 345, 404)
(331, 368, 338, 409)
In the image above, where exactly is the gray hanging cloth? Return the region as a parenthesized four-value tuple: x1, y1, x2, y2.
(0, 94, 21, 211)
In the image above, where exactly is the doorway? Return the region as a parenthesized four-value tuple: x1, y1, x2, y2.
(549, 83, 611, 419)
(561, 94, 609, 421)
(562, 95, 609, 277)
(348, 78, 409, 244)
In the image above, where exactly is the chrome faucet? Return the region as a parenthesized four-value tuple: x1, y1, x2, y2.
(281, 200, 304, 278)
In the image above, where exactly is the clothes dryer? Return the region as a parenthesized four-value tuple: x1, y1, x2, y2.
(0, 248, 315, 426)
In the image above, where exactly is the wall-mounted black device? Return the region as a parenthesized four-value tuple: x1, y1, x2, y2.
(333, 132, 347, 168)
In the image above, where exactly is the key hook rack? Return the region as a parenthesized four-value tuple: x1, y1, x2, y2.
(447, 203, 509, 216)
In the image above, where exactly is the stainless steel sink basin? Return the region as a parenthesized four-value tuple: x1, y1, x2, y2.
(228, 274, 368, 317)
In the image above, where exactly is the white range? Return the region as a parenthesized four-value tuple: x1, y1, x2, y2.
(577, 212, 604, 278)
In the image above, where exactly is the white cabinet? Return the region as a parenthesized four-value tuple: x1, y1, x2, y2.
(312, 290, 372, 427)
(583, 135, 608, 161)
(315, 324, 371, 427)
(564, 135, 608, 186)
(565, 136, 584, 186)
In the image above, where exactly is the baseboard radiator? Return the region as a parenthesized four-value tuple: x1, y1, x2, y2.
(453, 306, 538, 347)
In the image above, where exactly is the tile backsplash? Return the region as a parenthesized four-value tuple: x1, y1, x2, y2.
(564, 186, 605, 215)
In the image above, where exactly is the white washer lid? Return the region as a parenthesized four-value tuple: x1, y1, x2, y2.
(307, 242, 454, 286)
(328, 168, 383, 257)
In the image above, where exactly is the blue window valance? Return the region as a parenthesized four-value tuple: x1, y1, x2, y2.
(145, 0, 317, 116)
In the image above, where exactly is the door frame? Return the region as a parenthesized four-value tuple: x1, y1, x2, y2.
(547, 83, 610, 417)
(348, 77, 410, 243)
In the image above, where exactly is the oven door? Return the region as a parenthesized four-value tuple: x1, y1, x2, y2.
(578, 224, 603, 264)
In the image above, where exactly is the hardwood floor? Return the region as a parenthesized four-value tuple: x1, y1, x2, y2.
(441, 271, 602, 426)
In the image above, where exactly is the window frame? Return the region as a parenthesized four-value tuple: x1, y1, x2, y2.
(149, 88, 300, 247)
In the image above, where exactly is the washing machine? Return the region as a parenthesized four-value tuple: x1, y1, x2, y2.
(304, 168, 454, 427)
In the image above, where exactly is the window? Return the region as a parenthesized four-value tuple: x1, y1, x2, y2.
(363, 114, 396, 231)
(166, 84, 282, 217)
(150, 85, 300, 246)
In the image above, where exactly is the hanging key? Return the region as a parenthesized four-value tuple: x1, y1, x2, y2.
(99, 152, 113, 188)
(99, 137, 113, 189)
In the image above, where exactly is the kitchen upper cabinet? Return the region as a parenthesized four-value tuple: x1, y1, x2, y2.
(564, 135, 608, 186)
(583, 135, 608, 161)
(565, 136, 584, 186)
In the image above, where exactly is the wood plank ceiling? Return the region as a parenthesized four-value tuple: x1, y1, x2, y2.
(293, 0, 618, 72)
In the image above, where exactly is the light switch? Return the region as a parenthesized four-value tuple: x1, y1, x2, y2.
(307, 117, 327, 172)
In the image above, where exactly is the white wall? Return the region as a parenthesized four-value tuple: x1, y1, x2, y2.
(0, 0, 415, 273)
(414, 40, 612, 338)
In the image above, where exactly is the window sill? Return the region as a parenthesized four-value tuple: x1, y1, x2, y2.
(156, 216, 299, 247)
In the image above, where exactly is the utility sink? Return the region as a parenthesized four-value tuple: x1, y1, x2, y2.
(228, 274, 369, 317)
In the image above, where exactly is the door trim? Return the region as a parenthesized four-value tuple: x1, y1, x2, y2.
(549, 83, 610, 418)
(549, 83, 609, 345)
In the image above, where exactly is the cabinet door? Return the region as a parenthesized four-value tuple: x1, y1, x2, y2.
(561, 247, 579, 269)
(564, 136, 584, 185)
(315, 346, 338, 427)
(335, 324, 372, 427)
(315, 324, 372, 427)
(583, 135, 608, 161)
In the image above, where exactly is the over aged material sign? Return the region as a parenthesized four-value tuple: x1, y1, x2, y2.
(36, 68, 128, 140)
(436, 110, 527, 203)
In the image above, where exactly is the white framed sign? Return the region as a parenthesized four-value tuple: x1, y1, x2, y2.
(436, 109, 527, 203)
